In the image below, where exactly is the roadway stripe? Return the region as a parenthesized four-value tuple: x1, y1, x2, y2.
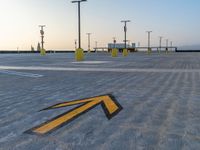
(0, 66, 200, 73)
(0, 69, 43, 78)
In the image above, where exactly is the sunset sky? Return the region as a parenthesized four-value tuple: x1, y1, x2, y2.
(0, 0, 200, 50)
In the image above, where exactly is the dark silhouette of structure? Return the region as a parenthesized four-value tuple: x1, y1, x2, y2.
(71, 0, 87, 49)
(121, 20, 130, 49)
(39, 25, 46, 50)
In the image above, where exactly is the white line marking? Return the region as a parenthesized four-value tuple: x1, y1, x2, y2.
(71, 61, 111, 64)
(0, 69, 43, 78)
(0, 66, 200, 73)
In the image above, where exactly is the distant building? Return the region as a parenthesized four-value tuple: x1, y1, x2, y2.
(108, 43, 136, 52)
(108, 43, 136, 49)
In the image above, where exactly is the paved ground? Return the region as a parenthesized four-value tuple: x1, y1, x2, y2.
(0, 52, 200, 150)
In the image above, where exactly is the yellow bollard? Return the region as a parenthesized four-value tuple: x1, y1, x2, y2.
(147, 48, 151, 55)
(111, 48, 118, 57)
(122, 48, 128, 57)
(75, 48, 84, 61)
(40, 48, 46, 56)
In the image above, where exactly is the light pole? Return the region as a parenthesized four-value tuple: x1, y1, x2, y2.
(75, 39, 77, 49)
(39, 25, 46, 50)
(146, 31, 152, 53)
(121, 20, 130, 49)
(159, 36, 163, 53)
(113, 37, 116, 48)
(166, 39, 169, 53)
(86, 33, 92, 52)
(71, 0, 87, 49)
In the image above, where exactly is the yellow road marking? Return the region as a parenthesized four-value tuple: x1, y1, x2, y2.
(26, 94, 122, 135)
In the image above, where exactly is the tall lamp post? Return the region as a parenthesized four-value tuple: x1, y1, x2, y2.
(39, 25, 46, 55)
(166, 39, 169, 53)
(39, 25, 46, 50)
(159, 36, 163, 53)
(146, 31, 152, 54)
(86, 33, 92, 52)
(113, 37, 116, 48)
(121, 20, 131, 49)
(75, 39, 77, 49)
(72, 0, 87, 61)
(121, 20, 130, 56)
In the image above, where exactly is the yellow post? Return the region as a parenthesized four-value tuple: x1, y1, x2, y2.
(147, 48, 151, 55)
(122, 48, 128, 57)
(111, 48, 118, 57)
(40, 48, 46, 56)
(75, 48, 84, 61)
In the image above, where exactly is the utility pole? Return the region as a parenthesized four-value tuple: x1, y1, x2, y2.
(166, 39, 169, 53)
(39, 25, 46, 50)
(121, 20, 131, 49)
(146, 31, 152, 53)
(159, 36, 163, 53)
(113, 37, 116, 48)
(75, 39, 77, 49)
(71, 0, 87, 49)
(86, 33, 92, 52)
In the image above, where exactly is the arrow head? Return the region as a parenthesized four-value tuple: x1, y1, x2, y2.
(100, 94, 123, 120)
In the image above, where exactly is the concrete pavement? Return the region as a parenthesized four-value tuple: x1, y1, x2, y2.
(0, 52, 200, 150)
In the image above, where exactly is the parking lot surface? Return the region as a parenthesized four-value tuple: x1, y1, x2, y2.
(0, 52, 200, 150)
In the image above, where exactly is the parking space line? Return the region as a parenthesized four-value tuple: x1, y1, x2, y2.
(0, 69, 43, 78)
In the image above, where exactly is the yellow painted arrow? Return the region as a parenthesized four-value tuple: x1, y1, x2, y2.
(26, 94, 122, 135)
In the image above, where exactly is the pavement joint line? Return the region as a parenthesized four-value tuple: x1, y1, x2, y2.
(0, 69, 44, 78)
(0, 66, 200, 73)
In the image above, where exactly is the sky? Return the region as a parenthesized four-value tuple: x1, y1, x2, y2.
(0, 0, 200, 50)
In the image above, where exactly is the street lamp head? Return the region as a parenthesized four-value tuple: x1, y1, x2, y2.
(72, 0, 87, 3)
(121, 20, 131, 23)
(39, 25, 46, 27)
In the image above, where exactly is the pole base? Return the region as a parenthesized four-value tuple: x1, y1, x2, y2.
(123, 49, 128, 57)
(166, 48, 168, 54)
(40, 48, 46, 56)
(75, 48, 84, 61)
(111, 48, 118, 57)
(147, 48, 152, 55)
